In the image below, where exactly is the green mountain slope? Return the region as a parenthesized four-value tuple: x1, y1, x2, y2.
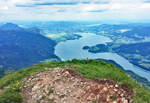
(0, 59, 149, 103)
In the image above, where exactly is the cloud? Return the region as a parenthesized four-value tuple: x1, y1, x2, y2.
(140, 3, 150, 8)
(143, 0, 150, 3)
(82, 4, 109, 12)
(0, 0, 150, 22)
(0, 6, 9, 10)
(15, 4, 36, 7)
(110, 3, 122, 10)
(35, 2, 78, 6)
(57, 8, 67, 12)
(14, 0, 110, 7)
(88, 9, 108, 13)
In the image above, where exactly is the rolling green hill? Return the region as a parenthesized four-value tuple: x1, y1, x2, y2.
(0, 59, 150, 103)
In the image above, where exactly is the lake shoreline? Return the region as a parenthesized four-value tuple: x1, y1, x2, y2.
(54, 33, 150, 81)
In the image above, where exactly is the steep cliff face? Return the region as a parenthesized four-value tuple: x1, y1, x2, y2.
(0, 60, 150, 103)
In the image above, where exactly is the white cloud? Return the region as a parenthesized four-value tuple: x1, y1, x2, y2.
(82, 4, 109, 12)
(0, 0, 150, 22)
(140, 3, 150, 8)
(110, 3, 122, 10)
(0, 6, 8, 10)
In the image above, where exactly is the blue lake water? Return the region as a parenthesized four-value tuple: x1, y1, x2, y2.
(55, 33, 150, 81)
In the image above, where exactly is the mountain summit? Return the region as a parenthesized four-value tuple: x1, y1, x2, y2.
(0, 23, 23, 31)
(0, 60, 150, 103)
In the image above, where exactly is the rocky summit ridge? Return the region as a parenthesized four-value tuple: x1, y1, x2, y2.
(22, 68, 133, 103)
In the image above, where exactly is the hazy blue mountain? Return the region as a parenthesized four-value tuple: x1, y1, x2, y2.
(28, 27, 44, 34)
(0, 23, 59, 70)
(0, 23, 24, 31)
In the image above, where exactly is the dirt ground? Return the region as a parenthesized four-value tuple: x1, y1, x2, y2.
(22, 68, 133, 103)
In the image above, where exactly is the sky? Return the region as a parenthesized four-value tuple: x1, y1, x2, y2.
(0, 0, 150, 22)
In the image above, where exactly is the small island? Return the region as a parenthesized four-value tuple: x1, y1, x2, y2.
(83, 44, 109, 53)
(82, 46, 90, 50)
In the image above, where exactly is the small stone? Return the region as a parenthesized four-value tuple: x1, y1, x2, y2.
(115, 84, 119, 88)
(121, 98, 128, 103)
(64, 71, 70, 76)
(103, 87, 108, 91)
(37, 95, 42, 100)
(32, 85, 39, 92)
(114, 89, 118, 92)
(57, 73, 61, 76)
(86, 86, 90, 89)
(113, 101, 117, 103)
(120, 93, 124, 97)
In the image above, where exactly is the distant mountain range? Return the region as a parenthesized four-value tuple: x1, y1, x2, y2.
(0, 23, 59, 69)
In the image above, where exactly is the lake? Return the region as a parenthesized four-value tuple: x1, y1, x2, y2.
(55, 33, 150, 81)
